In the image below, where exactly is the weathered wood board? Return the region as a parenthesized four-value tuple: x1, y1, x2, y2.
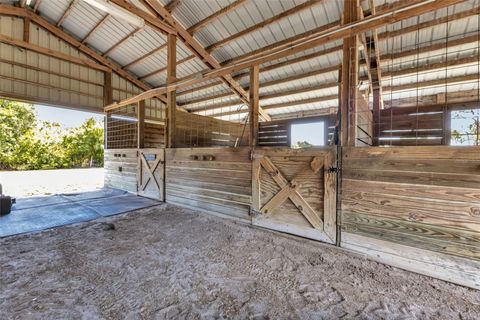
(138, 149, 165, 201)
(341, 146, 480, 289)
(252, 147, 337, 244)
(165, 147, 252, 221)
(104, 149, 138, 193)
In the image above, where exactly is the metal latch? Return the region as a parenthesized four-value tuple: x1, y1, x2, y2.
(328, 166, 339, 173)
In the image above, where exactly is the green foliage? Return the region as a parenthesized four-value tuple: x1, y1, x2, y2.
(451, 109, 480, 146)
(0, 99, 104, 170)
(292, 140, 314, 149)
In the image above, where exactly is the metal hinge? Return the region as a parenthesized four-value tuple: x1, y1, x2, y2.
(249, 207, 261, 217)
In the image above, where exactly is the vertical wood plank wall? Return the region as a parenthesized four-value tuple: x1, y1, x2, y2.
(341, 146, 480, 289)
(165, 147, 252, 221)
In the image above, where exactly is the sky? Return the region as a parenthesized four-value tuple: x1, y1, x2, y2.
(35, 105, 104, 128)
(290, 122, 325, 146)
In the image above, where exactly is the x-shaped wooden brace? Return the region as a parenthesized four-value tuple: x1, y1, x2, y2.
(259, 156, 324, 230)
(139, 152, 162, 193)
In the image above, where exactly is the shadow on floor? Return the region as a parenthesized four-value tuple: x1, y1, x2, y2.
(0, 188, 160, 237)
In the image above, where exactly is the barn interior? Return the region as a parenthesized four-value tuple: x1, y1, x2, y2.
(1, 0, 480, 318)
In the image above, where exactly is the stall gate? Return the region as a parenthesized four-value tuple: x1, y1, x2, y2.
(251, 147, 337, 244)
(137, 149, 165, 201)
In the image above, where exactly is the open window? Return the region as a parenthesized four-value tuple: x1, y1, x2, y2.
(290, 121, 326, 148)
(450, 108, 480, 146)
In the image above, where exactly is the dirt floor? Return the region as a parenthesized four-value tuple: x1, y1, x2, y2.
(1, 204, 479, 319)
(0, 168, 104, 197)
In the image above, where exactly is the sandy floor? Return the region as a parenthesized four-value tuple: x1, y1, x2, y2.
(0, 168, 104, 197)
(1, 204, 479, 319)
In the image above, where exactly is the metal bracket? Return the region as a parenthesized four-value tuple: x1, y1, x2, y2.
(249, 207, 262, 217)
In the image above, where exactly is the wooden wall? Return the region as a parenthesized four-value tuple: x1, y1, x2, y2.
(355, 93, 373, 146)
(165, 147, 252, 221)
(341, 146, 480, 289)
(375, 105, 446, 146)
(258, 115, 336, 147)
(175, 112, 249, 148)
(104, 149, 138, 193)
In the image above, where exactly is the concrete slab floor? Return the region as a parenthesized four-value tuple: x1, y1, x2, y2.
(0, 188, 160, 237)
(0, 204, 479, 319)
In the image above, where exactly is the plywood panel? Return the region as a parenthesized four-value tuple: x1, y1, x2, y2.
(104, 149, 138, 193)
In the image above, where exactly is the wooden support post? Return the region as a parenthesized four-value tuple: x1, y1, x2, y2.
(372, 88, 380, 145)
(340, 0, 360, 146)
(23, 17, 30, 42)
(137, 100, 145, 148)
(249, 65, 260, 148)
(103, 71, 113, 106)
(166, 33, 176, 148)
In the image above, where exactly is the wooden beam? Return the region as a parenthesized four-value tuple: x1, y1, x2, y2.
(0, 34, 109, 72)
(137, 100, 145, 148)
(206, 0, 325, 53)
(103, 27, 144, 57)
(93, 0, 177, 35)
(341, 0, 360, 146)
(166, 33, 176, 148)
(187, 0, 247, 34)
(105, 0, 463, 111)
(164, 0, 182, 13)
(82, 14, 110, 44)
(57, 0, 78, 27)
(33, 0, 42, 12)
(139, 55, 195, 81)
(137, 0, 271, 121)
(249, 65, 260, 148)
(0, 6, 172, 103)
(104, 71, 113, 105)
(123, 43, 167, 69)
(23, 17, 30, 42)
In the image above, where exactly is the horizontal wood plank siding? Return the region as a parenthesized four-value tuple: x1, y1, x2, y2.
(341, 146, 480, 289)
(165, 147, 252, 221)
(104, 149, 138, 193)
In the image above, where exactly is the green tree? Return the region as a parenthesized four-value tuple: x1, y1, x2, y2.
(292, 140, 314, 149)
(0, 100, 37, 169)
(62, 118, 104, 168)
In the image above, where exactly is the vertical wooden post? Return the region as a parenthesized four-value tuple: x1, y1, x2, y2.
(23, 18, 30, 42)
(103, 71, 113, 106)
(249, 65, 260, 148)
(166, 33, 176, 148)
(372, 88, 380, 146)
(137, 100, 145, 148)
(340, 0, 360, 146)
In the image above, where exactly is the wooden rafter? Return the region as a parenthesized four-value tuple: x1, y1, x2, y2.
(57, 0, 78, 27)
(123, 43, 167, 69)
(139, 55, 195, 81)
(103, 27, 144, 57)
(82, 15, 110, 44)
(206, 0, 324, 53)
(187, 0, 248, 34)
(0, 6, 171, 104)
(164, 0, 182, 13)
(104, 0, 463, 112)
(33, 0, 42, 12)
(133, 0, 271, 121)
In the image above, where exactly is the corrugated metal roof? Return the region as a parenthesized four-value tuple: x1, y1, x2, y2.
(2, 0, 478, 119)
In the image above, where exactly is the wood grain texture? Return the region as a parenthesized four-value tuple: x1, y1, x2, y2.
(341, 146, 480, 288)
(104, 149, 138, 193)
(252, 147, 336, 243)
(165, 147, 252, 221)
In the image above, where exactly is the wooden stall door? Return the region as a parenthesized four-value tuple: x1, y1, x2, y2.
(252, 148, 337, 244)
(137, 149, 165, 201)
